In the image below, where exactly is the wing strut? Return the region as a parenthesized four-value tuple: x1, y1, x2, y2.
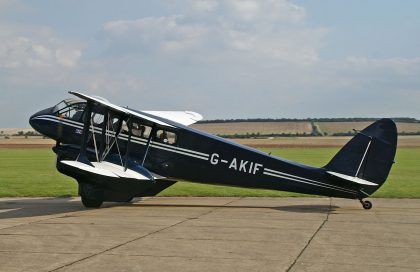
(124, 117, 132, 171)
(78, 101, 93, 165)
(98, 108, 109, 162)
(142, 124, 156, 166)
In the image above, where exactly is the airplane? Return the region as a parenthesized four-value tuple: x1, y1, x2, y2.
(29, 91, 397, 209)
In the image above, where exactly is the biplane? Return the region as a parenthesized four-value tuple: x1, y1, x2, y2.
(29, 92, 397, 209)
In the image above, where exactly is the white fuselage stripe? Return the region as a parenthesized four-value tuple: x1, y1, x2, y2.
(263, 168, 356, 194)
(32, 116, 209, 161)
(264, 167, 356, 194)
(263, 171, 355, 194)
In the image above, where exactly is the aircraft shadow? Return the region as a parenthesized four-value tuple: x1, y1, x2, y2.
(273, 204, 339, 213)
(0, 197, 118, 220)
(130, 202, 339, 214)
(0, 199, 338, 220)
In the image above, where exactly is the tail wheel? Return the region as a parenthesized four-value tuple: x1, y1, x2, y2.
(360, 200, 373, 210)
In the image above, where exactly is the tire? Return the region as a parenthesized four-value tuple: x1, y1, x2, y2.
(79, 182, 104, 208)
(81, 196, 103, 208)
(362, 200, 372, 210)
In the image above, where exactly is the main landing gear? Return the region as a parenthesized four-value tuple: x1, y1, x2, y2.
(360, 199, 372, 210)
(79, 183, 103, 208)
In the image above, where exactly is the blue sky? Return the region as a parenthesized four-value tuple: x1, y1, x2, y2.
(1, 0, 419, 127)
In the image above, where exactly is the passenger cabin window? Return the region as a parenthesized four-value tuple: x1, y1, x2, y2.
(92, 113, 104, 126)
(132, 122, 152, 139)
(156, 129, 177, 145)
(121, 121, 152, 139)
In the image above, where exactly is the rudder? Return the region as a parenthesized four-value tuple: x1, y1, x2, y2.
(324, 118, 397, 196)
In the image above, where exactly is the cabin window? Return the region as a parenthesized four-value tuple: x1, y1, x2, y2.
(91, 113, 104, 126)
(121, 121, 152, 139)
(156, 129, 177, 145)
(132, 122, 152, 139)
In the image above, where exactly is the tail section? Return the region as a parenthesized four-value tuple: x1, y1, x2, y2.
(325, 118, 397, 196)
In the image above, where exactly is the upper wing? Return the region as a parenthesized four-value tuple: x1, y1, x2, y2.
(142, 111, 203, 126)
(69, 91, 203, 127)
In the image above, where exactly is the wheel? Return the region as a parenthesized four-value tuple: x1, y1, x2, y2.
(362, 200, 372, 210)
(81, 196, 103, 208)
(79, 182, 104, 208)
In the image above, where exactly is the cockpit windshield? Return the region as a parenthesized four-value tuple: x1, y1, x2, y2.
(53, 99, 86, 122)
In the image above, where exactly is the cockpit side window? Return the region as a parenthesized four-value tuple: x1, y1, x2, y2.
(53, 101, 67, 113)
(55, 102, 86, 122)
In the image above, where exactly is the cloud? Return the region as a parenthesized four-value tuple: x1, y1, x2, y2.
(0, 24, 82, 69)
(101, 0, 322, 66)
(225, 0, 305, 23)
(103, 16, 208, 53)
(1, 0, 419, 127)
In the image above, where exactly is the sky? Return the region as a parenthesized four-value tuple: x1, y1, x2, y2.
(1, 0, 419, 127)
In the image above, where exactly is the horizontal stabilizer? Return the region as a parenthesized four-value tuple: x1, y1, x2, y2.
(327, 171, 378, 186)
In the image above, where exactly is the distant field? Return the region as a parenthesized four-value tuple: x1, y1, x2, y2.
(0, 128, 35, 136)
(192, 121, 313, 135)
(192, 121, 420, 137)
(317, 122, 420, 135)
(0, 147, 419, 198)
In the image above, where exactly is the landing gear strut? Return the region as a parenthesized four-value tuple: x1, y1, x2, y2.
(360, 199, 372, 210)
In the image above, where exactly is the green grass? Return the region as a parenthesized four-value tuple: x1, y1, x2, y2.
(0, 149, 77, 197)
(0, 147, 419, 198)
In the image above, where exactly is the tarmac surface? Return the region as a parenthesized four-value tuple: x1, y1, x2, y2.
(0, 197, 419, 272)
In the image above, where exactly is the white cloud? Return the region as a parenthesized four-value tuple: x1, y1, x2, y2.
(1, 1, 419, 127)
(103, 16, 208, 53)
(224, 0, 305, 23)
(0, 24, 82, 69)
(227, 0, 260, 21)
(102, 0, 320, 65)
(55, 47, 82, 68)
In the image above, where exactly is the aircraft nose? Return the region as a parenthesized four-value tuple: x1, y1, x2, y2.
(29, 107, 54, 133)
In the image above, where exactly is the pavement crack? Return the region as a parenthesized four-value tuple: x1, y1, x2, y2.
(285, 197, 332, 272)
(48, 197, 242, 272)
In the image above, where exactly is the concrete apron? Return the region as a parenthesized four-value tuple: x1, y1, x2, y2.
(0, 197, 420, 272)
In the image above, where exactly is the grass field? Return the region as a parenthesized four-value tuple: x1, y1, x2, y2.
(1, 147, 419, 198)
